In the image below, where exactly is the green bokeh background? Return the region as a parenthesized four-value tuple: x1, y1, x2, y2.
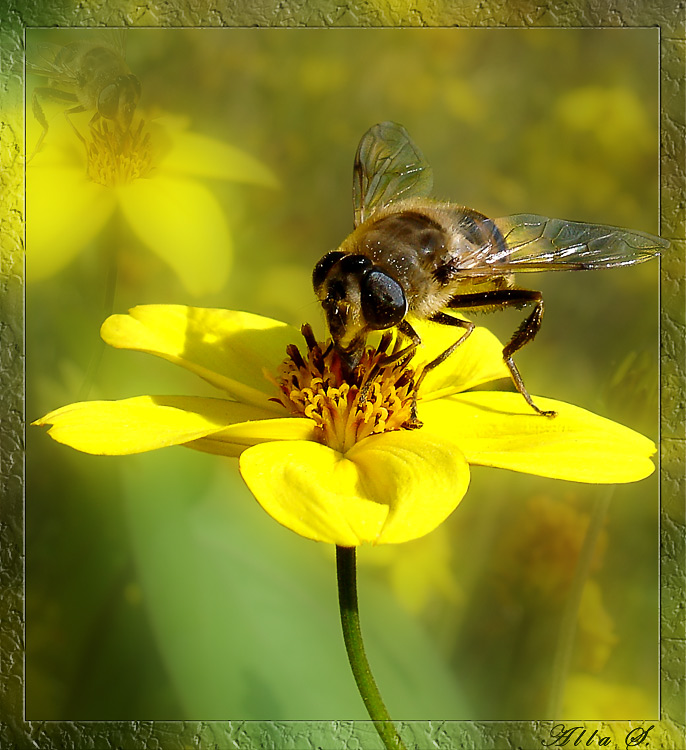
(0, 0, 686, 750)
(25, 27, 659, 722)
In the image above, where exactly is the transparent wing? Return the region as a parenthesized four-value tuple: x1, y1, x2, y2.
(27, 32, 128, 81)
(106, 28, 129, 56)
(353, 121, 433, 227)
(26, 43, 77, 82)
(482, 214, 667, 272)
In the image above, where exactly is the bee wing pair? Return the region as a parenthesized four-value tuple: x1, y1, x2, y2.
(353, 121, 668, 270)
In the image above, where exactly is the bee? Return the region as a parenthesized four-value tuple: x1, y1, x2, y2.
(28, 34, 141, 157)
(313, 121, 667, 418)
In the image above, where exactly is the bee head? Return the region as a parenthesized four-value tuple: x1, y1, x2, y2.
(313, 251, 407, 372)
(97, 74, 142, 132)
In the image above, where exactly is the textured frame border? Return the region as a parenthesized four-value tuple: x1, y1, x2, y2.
(1, 2, 684, 749)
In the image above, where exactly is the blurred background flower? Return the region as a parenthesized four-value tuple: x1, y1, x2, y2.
(27, 89, 277, 295)
(27, 27, 659, 721)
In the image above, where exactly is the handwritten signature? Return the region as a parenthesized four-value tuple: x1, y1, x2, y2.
(542, 724, 655, 747)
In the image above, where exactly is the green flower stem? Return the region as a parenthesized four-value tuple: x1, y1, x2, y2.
(335, 545, 407, 750)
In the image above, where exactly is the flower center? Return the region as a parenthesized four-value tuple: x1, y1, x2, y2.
(86, 119, 153, 187)
(270, 325, 421, 453)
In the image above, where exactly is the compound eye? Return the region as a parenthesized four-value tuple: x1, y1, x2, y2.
(313, 251, 345, 292)
(360, 269, 407, 330)
(97, 83, 120, 119)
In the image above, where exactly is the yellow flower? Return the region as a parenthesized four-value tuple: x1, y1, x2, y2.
(27, 113, 277, 294)
(33, 305, 656, 547)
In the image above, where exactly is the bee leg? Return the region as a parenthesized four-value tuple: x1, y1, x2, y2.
(28, 87, 79, 162)
(63, 104, 89, 149)
(409, 313, 475, 426)
(385, 318, 421, 366)
(501, 297, 556, 417)
(358, 320, 419, 403)
(447, 288, 556, 417)
(365, 318, 420, 378)
(421, 313, 475, 375)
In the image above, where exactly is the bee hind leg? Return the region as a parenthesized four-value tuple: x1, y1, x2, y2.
(447, 288, 556, 418)
(500, 295, 556, 417)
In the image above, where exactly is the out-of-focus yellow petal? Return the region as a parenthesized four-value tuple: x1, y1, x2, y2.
(161, 129, 279, 188)
(239, 431, 469, 546)
(26, 165, 115, 281)
(33, 395, 274, 455)
(117, 175, 232, 296)
(420, 392, 656, 483)
(410, 317, 510, 398)
(100, 305, 299, 409)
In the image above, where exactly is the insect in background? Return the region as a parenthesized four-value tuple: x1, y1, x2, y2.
(313, 121, 667, 419)
(27, 32, 141, 159)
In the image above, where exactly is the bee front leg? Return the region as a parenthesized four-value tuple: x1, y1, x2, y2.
(384, 319, 421, 366)
(358, 319, 420, 405)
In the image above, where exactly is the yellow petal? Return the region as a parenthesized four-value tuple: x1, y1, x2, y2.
(240, 441, 387, 546)
(33, 395, 275, 455)
(188, 417, 317, 457)
(347, 431, 470, 544)
(239, 431, 470, 546)
(162, 129, 279, 188)
(100, 305, 299, 409)
(420, 392, 656, 483)
(117, 175, 232, 295)
(26, 165, 115, 281)
(410, 317, 510, 398)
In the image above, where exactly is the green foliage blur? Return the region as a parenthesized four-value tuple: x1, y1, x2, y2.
(26, 28, 659, 720)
